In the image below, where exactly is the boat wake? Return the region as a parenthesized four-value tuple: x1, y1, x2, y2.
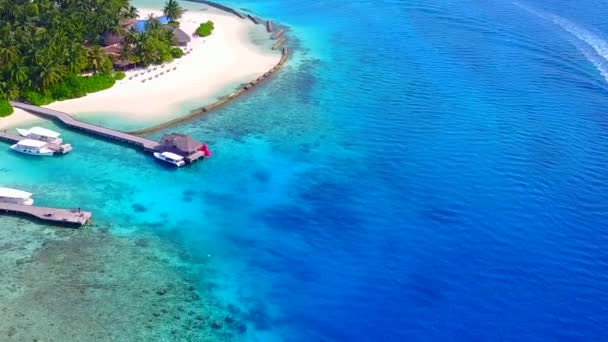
(514, 1, 608, 83)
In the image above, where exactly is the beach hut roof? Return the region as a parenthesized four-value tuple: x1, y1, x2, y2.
(166, 26, 191, 44)
(102, 33, 124, 47)
(158, 133, 202, 155)
(102, 45, 121, 56)
(121, 18, 138, 29)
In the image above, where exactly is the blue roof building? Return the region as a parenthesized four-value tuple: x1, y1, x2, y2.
(133, 16, 170, 33)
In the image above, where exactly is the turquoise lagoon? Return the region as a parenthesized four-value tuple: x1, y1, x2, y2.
(4, 0, 608, 341)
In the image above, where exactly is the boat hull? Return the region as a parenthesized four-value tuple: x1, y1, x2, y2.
(153, 152, 186, 167)
(10, 145, 55, 156)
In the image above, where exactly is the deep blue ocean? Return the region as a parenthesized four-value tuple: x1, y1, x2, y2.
(4, 0, 608, 340)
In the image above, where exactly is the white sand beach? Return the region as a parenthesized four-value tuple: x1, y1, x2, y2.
(0, 5, 280, 129)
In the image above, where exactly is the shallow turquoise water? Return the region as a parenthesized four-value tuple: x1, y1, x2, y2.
(3, 0, 608, 340)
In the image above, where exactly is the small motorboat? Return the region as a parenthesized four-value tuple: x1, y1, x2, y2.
(10, 139, 55, 156)
(17, 127, 63, 144)
(0, 187, 34, 205)
(153, 151, 186, 167)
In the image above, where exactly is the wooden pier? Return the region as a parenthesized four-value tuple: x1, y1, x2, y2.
(272, 38, 286, 50)
(9, 102, 206, 164)
(0, 203, 91, 227)
(247, 14, 261, 24)
(0, 130, 72, 154)
(271, 28, 285, 40)
(186, 0, 245, 18)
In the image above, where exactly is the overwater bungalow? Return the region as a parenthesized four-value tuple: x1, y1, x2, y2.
(158, 133, 203, 156)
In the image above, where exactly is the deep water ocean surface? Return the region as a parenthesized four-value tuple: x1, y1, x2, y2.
(3, 0, 608, 340)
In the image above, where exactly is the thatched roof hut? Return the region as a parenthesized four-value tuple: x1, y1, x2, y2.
(102, 33, 124, 47)
(158, 133, 203, 155)
(165, 26, 191, 46)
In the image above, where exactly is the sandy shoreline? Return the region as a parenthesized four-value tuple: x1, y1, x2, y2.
(0, 5, 280, 130)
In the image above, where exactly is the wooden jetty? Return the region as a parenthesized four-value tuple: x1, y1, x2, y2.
(272, 38, 286, 50)
(0, 130, 72, 154)
(247, 14, 261, 24)
(0, 203, 91, 227)
(272, 28, 285, 40)
(186, 0, 245, 18)
(9, 102, 206, 164)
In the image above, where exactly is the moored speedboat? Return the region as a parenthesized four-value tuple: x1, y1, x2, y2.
(154, 151, 186, 167)
(17, 127, 63, 144)
(10, 139, 55, 156)
(0, 187, 34, 205)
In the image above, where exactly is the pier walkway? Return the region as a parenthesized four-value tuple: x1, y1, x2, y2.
(9, 102, 206, 163)
(0, 130, 73, 154)
(10, 102, 160, 152)
(0, 203, 91, 227)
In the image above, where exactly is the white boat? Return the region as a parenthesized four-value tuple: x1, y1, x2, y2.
(17, 127, 63, 144)
(154, 151, 186, 167)
(0, 187, 34, 206)
(10, 139, 55, 156)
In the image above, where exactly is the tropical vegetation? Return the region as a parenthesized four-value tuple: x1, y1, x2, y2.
(163, 0, 184, 22)
(114, 71, 127, 80)
(170, 47, 185, 59)
(0, 0, 187, 115)
(119, 15, 178, 67)
(0, 100, 13, 117)
(196, 21, 215, 37)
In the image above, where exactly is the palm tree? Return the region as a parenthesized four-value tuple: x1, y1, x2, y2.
(145, 14, 161, 31)
(118, 44, 138, 69)
(125, 5, 138, 19)
(66, 43, 88, 73)
(87, 46, 110, 74)
(35, 62, 66, 89)
(8, 64, 29, 86)
(163, 0, 184, 21)
(0, 46, 19, 66)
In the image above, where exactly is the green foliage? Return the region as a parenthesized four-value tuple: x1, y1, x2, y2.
(168, 20, 180, 28)
(83, 74, 116, 93)
(124, 17, 180, 67)
(48, 75, 86, 100)
(0, 100, 13, 117)
(0, 0, 133, 104)
(163, 0, 184, 21)
(114, 71, 126, 80)
(170, 47, 184, 59)
(22, 90, 54, 106)
(22, 75, 114, 104)
(196, 21, 215, 37)
(0, 1, 186, 106)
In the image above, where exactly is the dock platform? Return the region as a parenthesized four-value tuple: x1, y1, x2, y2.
(0, 203, 91, 227)
(9, 102, 206, 164)
(0, 130, 72, 154)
